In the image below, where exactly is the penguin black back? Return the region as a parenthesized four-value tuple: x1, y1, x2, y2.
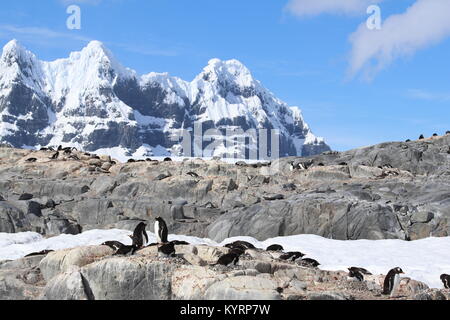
(280, 251, 305, 262)
(266, 244, 284, 252)
(348, 268, 364, 281)
(130, 222, 148, 248)
(158, 242, 176, 257)
(225, 241, 255, 250)
(216, 252, 240, 266)
(102, 241, 125, 251)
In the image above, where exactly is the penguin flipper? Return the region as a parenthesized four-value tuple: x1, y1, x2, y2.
(144, 230, 149, 244)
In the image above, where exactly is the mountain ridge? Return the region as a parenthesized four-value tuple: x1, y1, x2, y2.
(0, 39, 330, 159)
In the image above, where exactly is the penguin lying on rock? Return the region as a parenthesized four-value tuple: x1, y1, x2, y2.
(279, 252, 305, 262)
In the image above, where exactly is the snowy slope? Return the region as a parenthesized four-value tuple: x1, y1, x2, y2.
(1, 230, 449, 289)
(0, 39, 331, 159)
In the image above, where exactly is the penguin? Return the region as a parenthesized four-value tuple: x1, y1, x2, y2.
(299, 258, 320, 268)
(405, 139, 411, 142)
(266, 244, 284, 252)
(170, 240, 190, 246)
(348, 268, 364, 281)
(348, 267, 372, 275)
(49, 152, 59, 160)
(279, 252, 305, 262)
(154, 216, 169, 243)
(113, 244, 137, 256)
(26, 158, 37, 163)
(40, 147, 48, 151)
(419, 134, 425, 140)
(57, 145, 63, 151)
(224, 241, 255, 250)
(129, 222, 148, 248)
(186, 172, 200, 178)
(102, 241, 125, 251)
(215, 252, 240, 266)
(68, 154, 80, 160)
(440, 274, 450, 289)
(164, 157, 172, 162)
(383, 267, 404, 297)
(127, 159, 136, 163)
(432, 133, 438, 137)
(25, 250, 54, 257)
(18, 193, 33, 201)
(158, 242, 176, 257)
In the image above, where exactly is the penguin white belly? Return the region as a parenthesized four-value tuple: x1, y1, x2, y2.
(391, 274, 401, 298)
(154, 221, 161, 243)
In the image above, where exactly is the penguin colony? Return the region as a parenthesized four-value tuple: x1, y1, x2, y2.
(17, 142, 450, 295)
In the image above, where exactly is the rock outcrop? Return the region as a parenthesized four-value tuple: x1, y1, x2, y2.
(0, 244, 448, 300)
(0, 133, 450, 241)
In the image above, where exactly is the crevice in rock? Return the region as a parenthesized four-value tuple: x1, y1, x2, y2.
(80, 272, 95, 300)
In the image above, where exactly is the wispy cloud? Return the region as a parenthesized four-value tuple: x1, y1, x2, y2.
(58, 0, 103, 5)
(348, 0, 450, 79)
(285, 0, 384, 17)
(407, 89, 450, 102)
(0, 24, 179, 57)
(0, 24, 91, 43)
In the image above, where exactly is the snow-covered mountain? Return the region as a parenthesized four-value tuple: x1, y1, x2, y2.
(0, 39, 330, 160)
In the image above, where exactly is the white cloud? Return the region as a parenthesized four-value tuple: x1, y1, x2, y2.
(407, 89, 450, 101)
(286, 0, 383, 17)
(349, 0, 450, 78)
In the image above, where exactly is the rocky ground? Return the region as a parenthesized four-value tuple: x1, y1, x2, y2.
(1, 243, 448, 300)
(1, 133, 450, 242)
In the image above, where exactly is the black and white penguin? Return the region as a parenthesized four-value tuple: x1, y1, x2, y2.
(349, 267, 372, 275)
(348, 268, 364, 281)
(279, 252, 305, 262)
(170, 240, 190, 246)
(113, 244, 137, 256)
(158, 242, 176, 257)
(154, 216, 168, 243)
(25, 250, 54, 257)
(186, 172, 200, 178)
(224, 241, 255, 250)
(102, 241, 125, 251)
(266, 244, 284, 252)
(26, 158, 37, 163)
(215, 252, 240, 266)
(49, 152, 59, 160)
(383, 267, 404, 297)
(129, 222, 148, 248)
(299, 258, 320, 268)
(164, 157, 172, 162)
(440, 274, 450, 289)
(419, 134, 425, 140)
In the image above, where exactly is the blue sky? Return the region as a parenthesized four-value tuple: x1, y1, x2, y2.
(0, 0, 449, 151)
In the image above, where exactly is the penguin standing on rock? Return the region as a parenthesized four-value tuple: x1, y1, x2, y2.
(155, 217, 168, 243)
(441, 274, 450, 289)
(383, 267, 404, 298)
(129, 222, 148, 248)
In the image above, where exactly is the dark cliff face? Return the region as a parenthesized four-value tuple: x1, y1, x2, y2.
(0, 40, 331, 159)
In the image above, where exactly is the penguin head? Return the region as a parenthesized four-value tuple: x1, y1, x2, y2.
(395, 267, 404, 274)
